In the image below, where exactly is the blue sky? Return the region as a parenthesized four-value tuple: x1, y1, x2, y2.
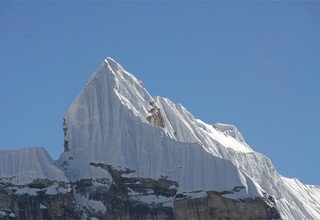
(0, 2, 319, 184)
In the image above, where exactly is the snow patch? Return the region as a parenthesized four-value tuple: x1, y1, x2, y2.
(40, 203, 47, 209)
(0, 210, 6, 217)
(128, 188, 174, 207)
(182, 190, 208, 199)
(15, 187, 39, 196)
(74, 190, 106, 214)
(45, 182, 71, 195)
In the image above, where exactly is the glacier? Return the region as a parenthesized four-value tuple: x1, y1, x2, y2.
(1, 57, 319, 219)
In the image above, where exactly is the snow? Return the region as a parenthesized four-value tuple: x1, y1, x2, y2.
(182, 190, 208, 199)
(212, 123, 245, 143)
(45, 182, 71, 195)
(59, 58, 260, 197)
(55, 57, 320, 219)
(15, 187, 39, 196)
(73, 189, 106, 214)
(0, 211, 5, 217)
(128, 188, 174, 207)
(0, 210, 15, 218)
(14, 182, 71, 196)
(58, 57, 320, 220)
(155, 97, 253, 154)
(40, 203, 47, 209)
(0, 147, 68, 185)
(0, 57, 319, 220)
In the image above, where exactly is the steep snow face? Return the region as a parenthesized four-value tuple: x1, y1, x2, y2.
(155, 92, 320, 220)
(60, 58, 261, 197)
(212, 123, 245, 143)
(155, 97, 253, 154)
(61, 57, 320, 220)
(0, 147, 67, 185)
(278, 178, 320, 220)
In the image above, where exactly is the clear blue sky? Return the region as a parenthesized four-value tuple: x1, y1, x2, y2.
(1, 2, 319, 184)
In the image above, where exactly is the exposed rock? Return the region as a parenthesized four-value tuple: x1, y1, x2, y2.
(86, 162, 176, 219)
(0, 164, 281, 220)
(174, 191, 281, 220)
(146, 103, 166, 128)
(63, 118, 69, 152)
(0, 180, 78, 220)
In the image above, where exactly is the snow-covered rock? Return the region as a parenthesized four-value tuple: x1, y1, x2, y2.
(58, 57, 320, 220)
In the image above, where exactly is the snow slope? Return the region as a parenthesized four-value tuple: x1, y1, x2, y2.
(60, 58, 261, 198)
(0, 147, 68, 185)
(59, 57, 320, 219)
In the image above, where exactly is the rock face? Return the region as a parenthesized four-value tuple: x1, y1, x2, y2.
(174, 192, 280, 220)
(147, 101, 166, 128)
(0, 166, 280, 220)
(0, 180, 77, 220)
(1, 57, 320, 219)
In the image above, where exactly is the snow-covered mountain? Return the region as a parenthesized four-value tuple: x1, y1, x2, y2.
(1, 57, 319, 219)
(0, 147, 68, 186)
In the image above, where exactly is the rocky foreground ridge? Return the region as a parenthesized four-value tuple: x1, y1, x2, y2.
(0, 159, 279, 219)
(1, 57, 319, 220)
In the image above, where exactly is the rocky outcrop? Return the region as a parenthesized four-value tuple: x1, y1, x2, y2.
(86, 162, 176, 219)
(0, 164, 281, 220)
(146, 101, 165, 128)
(63, 118, 69, 152)
(174, 191, 281, 220)
(0, 180, 77, 220)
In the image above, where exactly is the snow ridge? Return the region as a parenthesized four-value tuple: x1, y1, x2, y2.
(0, 147, 68, 185)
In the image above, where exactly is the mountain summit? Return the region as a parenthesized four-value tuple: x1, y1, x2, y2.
(1, 57, 319, 219)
